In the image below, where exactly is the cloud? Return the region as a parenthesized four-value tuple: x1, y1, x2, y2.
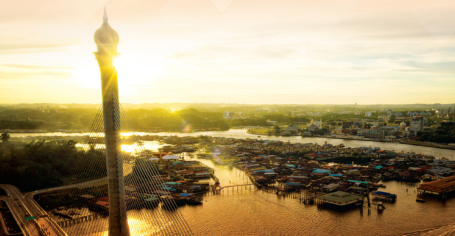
(1, 0, 455, 104)
(3, 64, 73, 70)
(0, 43, 74, 55)
(0, 71, 72, 80)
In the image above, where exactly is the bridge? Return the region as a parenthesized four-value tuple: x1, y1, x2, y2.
(209, 184, 256, 195)
(0, 184, 67, 236)
(27, 178, 108, 198)
(27, 163, 136, 199)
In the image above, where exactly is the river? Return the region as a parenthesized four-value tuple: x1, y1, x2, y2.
(11, 130, 455, 235)
(10, 129, 455, 159)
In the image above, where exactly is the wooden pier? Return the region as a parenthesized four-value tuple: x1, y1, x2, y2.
(57, 214, 102, 227)
(209, 184, 256, 195)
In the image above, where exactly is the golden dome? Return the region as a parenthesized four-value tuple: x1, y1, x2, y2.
(94, 8, 119, 45)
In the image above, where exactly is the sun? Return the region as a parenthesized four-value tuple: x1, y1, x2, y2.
(74, 52, 164, 98)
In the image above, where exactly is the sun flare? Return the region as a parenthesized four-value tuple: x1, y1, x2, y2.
(74, 52, 165, 97)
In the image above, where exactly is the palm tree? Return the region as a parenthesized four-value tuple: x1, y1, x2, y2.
(1, 132, 10, 143)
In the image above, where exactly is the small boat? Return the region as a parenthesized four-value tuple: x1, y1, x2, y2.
(160, 195, 179, 210)
(187, 196, 203, 205)
(416, 198, 425, 203)
(372, 191, 397, 202)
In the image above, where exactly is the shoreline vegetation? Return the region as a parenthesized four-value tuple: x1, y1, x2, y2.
(0, 140, 107, 192)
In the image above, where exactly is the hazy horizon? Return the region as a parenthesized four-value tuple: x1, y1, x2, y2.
(2, 0, 455, 104)
(1, 102, 455, 107)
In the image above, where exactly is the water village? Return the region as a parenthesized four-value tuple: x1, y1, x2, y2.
(145, 135, 455, 206)
(35, 134, 455, 225)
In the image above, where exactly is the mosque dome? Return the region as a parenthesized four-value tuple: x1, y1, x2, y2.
(94, 8, 119, 45)
(400, 121, 407, 127)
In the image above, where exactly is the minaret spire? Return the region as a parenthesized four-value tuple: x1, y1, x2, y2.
(103, 7, 108, 22)
(94, 9, 129, 236)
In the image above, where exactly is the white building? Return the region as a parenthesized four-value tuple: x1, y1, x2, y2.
(223, 111, 235, 119)
(410, 118, 424, 133)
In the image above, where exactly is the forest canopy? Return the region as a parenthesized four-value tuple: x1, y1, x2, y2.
(0, 107, 229, 132)
(0, 140, 106, 192)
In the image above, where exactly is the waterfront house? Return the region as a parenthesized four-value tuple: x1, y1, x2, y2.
(318, 191, 362, 207)
(282, 125, 302, 135)
(306, 124, 320, 132)
(418, 175, 455, 198)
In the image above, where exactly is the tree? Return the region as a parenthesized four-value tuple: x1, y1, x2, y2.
(274, 126, 281, 136)
(1, 132, 9, 143)
(389, 115, 396, 123)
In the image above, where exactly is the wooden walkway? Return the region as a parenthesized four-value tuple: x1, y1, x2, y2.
(221, 184, 255, 189)
(57, 214, 102, 227)
(208, 184, 256, 195)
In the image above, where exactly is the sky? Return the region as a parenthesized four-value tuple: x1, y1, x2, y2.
(1, 0, 455, 105)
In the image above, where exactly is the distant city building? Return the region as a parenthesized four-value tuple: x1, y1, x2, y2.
(223, 111, 235, 119)
(364, 131, 382, 139)
(352, 121, 362, 129)
(435, 109, 451, 117)
(407, 111, 431, 116)
(282, 125, 301, 135)
(306, 124, 320, 131)
(334, 127, 343, 134)
(410, 117, 424, 133)
(312, 119, 323, 128)
(379, 126, 400, 136)
(267, 120, 277, 125)
(400, 121, 407, 130)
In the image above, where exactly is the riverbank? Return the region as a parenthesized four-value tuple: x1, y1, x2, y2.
(246, 128, 271, 135)
(247, 128, 455, 153)
(324, 136, 455, 151)
(399, 140, 455, 151)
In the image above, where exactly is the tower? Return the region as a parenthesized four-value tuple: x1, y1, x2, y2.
(94, 8, 130, 236)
